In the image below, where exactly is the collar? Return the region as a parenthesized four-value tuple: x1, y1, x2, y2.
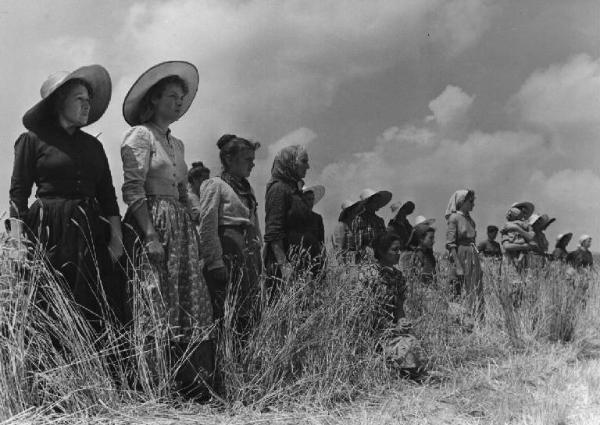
(147, 121, 171, 137)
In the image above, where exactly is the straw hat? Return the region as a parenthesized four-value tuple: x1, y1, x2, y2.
(123, 61, 199, 126)
(511, 201, 535, 220)
(556, 233, 573, 245)
(529, 213, 556, 230)
(22, 65, 112, 131)
(339, 199, 364, 223)
(414, 215, 436, 227)
(302, 184, 325, 206)
(390, 201, 415, 216)
(359, 188, 392, 210)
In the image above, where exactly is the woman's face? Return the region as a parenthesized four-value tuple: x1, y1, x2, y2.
(58, 84, 90, 128)
(582, 238, 592, 249)
(303, 191, 315, 209)
(461, 195, 475, 212)
(227, 148, 256, 178)
(295, 152, 310, 179)
(422, 231, 435, 249)
(152, 83, 185, 123)
(381, 240, 402, 266)
(191, 172, 209, 193)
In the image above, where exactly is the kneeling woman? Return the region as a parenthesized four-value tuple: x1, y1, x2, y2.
(120, 62, 213, 396)
(9, 65, 123, 331)
(198, 134, 262, 334)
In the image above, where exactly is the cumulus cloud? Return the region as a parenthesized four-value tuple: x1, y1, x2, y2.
(512, 54, 600, 128)
(426, 85, 474, 128)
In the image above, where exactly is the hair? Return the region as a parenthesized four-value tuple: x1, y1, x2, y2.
(373, 232, 402, 262)
(138, 75, 189, 124)
(217, 134, 261, 170)
(487, 225, 499, 233)
(188, 161, 210, 183)
(457, 190, 475, 211)
(50, 78, 94, 119)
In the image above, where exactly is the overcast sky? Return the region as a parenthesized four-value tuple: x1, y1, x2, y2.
(1, 0, 600, 251)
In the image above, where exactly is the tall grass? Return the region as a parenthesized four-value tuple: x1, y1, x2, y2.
(0, 240, 598, 421)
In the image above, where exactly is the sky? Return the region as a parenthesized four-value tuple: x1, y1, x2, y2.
(1, 0, 600, 251)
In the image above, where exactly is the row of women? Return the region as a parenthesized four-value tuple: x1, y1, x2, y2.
(7, 62, 330, 397)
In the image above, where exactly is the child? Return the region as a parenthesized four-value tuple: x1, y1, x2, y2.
(408, 224, 437, 285)
(501, 202, 535, 271)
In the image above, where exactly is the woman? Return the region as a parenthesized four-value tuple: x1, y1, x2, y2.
(387, 201, 415, 249)
(120, 61, 213, 397)
(197, 134, 262, 334)
(567, 235, 593, 270)
(353, 188, 392, 261)
(9, 65, 124, 331)
(445, 189, 483, 318)
(528, 213, 555, 269)
(551, 233, 572, 262)
(263, 145, 310, 279)
(187, 161, 210, 225)
(301, 184, 326, 275)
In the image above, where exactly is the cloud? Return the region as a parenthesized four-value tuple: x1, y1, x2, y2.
(512, 54, 600, 129)
(426, 85, 475, 127)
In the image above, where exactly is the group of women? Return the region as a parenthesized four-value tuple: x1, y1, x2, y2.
(7, 61, 594, 397)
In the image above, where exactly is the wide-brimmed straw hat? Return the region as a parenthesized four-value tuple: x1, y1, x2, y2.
(359, 188, 392, 210)
(529, 213, 556, 230)
(302, 184, 325, 206)
(339, 199, 364, 222)
(123, 61, 199, 126)
(390, 201, 415, 216)
(556, 233, 573, 245)
(414, 215, 436, 227)
(22, 65, 112, 131)
(510, 201, 535, 220)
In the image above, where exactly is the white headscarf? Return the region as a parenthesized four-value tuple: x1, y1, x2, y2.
(445, 189, 470, 220)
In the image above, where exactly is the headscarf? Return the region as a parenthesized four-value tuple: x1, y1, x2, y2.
(445, 189, 471, 220)
(579, 234, 592, 248)
(270, 145, 307, 185)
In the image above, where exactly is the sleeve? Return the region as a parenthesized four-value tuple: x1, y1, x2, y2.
(251, 188, 263, 246)
(197, 179, 224, 270)
(120, 126, 153, 210)
(445, 215, 458, 250)
(264, 182, 289, 243)
(9, 133, 37, 219)
(332, 222, 345, 250)
(187, 188, 201, 223)
(94, 140, 120, 217)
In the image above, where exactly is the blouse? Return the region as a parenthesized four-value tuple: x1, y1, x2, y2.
(446, 212, 477, 250)
(9, 122, 119, 219)
(121, 123, 188, 210)
(198, 176, 261, 271)
(264, 179, 309, 245)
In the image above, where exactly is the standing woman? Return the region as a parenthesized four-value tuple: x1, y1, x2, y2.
(9, 65, 124, 330)
(445, 189, 483, 318)
(263, 145, 310, 279)
(197, 134, 262, 333)
(187, 161, 210, 226)
(120, 62, 213, 395)
(301, 184, 326, 275)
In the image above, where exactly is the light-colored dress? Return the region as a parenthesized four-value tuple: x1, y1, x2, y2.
(446, 211, 483, 314)
(121, 122, 213, 337)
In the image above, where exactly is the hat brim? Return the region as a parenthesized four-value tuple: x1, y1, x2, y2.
(511, 201, 535, 220)
(339, 200, 364, 222)
(542, 217, 556, 230)
(303, 185, 325, 206)
(416, 218, 436, 227)
(123, 61, 199, 126)
(365, 190, 392, 210)
(558, 232, 573, 245)
(22, 65, 112, 131)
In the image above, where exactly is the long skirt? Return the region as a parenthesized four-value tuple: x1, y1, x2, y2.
(452, 245, 484, 317)
(204, 225, 262, 334)
(24, 197, 125, 331)
(122, 197, 213, 337)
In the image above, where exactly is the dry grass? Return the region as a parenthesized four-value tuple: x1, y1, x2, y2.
(1, 242, 600, 424)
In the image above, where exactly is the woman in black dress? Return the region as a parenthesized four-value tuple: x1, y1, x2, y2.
(9, 65, 123, 330)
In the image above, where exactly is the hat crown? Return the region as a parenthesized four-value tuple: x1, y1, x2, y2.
(341, 200, 354, 210)
(40, 71, 70, 99)
(359, 188, 377, 200)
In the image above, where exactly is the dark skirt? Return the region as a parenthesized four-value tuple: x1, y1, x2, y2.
(24, 197, 125, 329)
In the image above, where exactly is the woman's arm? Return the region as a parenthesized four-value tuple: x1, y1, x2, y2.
(446, 216, 463, 275)
(504, 222, 535, 242)
(197, 179, 225, 271)
(502, 241, 532, 252)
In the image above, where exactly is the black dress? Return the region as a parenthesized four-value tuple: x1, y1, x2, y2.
(9, 121, 123, 329)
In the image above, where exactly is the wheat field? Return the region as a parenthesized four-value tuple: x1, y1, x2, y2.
(1, 243, 600, 425)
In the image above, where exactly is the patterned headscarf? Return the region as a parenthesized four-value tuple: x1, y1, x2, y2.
(445, 189, 472, 220)
(270, 145, 307, 185)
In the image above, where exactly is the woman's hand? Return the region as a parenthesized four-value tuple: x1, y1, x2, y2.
(108, 237, 124, 262)
(145, 236, 165, 263)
